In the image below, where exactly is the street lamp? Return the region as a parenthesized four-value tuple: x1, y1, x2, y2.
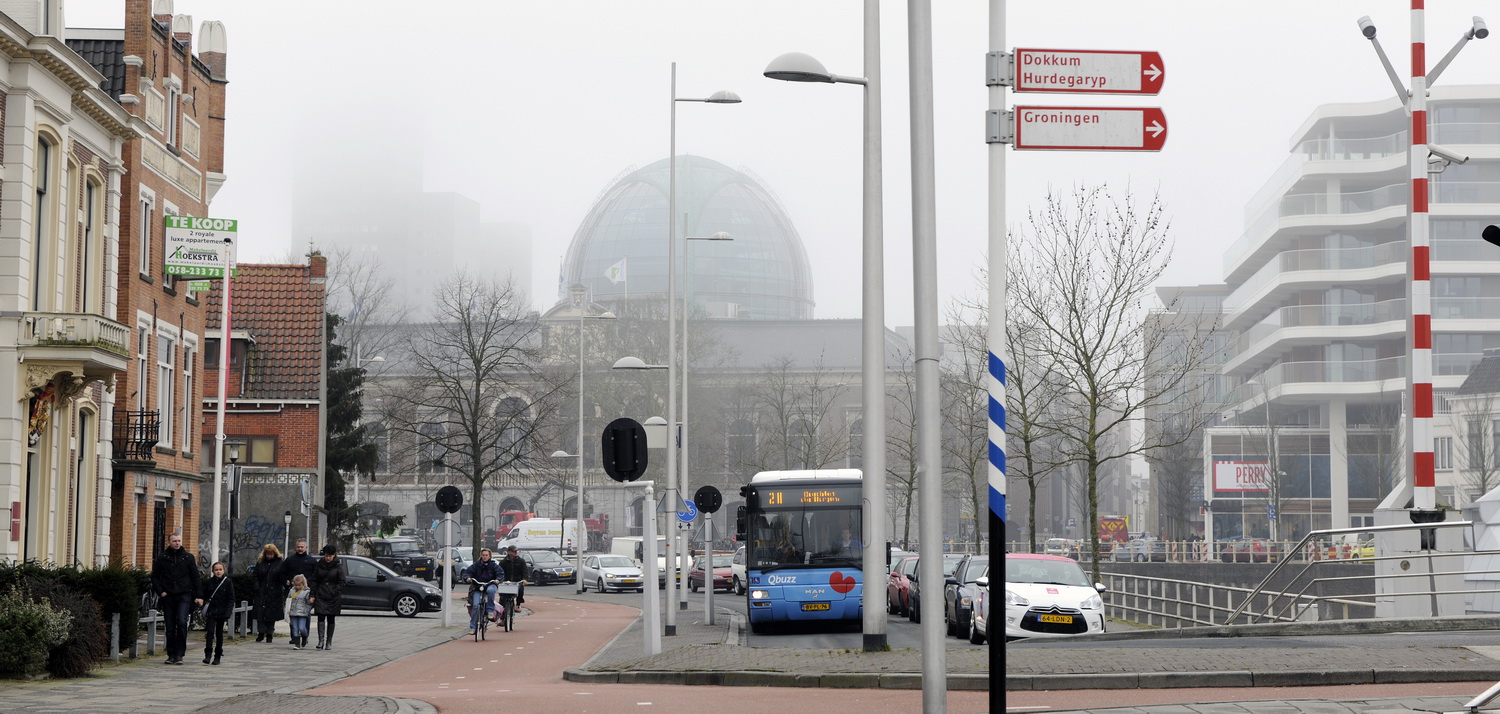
(225, 439, 244, 572)
(1356, 11, 1488, 532)
(664, 62, 739, 635)
(560, 303, 615, 593)
(283, 511, 292, 556)
(679, 228, 731, 598)
(763, 4, 888, 652)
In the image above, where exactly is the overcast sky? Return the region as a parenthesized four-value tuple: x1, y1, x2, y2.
(65, 1, 1500, 325)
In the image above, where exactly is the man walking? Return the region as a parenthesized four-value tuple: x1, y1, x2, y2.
(279, 538, 318, 590)
(151, 532, 201, 665)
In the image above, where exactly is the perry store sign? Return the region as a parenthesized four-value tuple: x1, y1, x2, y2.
(1213, 461, 1269, 492)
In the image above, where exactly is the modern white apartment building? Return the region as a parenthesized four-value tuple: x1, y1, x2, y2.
(1192, 85, 1500, 544)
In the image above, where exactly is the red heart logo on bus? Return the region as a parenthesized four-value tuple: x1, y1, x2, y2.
(829, 572, 856, 594)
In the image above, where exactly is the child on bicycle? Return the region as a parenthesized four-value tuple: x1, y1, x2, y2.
(464, 548, 505, 631)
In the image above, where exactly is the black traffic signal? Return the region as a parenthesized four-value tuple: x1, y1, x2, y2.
(739, 484, 758, 511)
(602, 417, 648, 482)
(1484, 224, 1500, 248)
(694, 485, 723, 514)
(435, 485, 463, 514)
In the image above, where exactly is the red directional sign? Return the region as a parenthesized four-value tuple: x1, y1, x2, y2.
(1012, 106, 1167, 152)
(1013, 49, 1164, 95)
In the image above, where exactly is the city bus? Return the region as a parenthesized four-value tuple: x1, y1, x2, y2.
(736, 469, 863, 633)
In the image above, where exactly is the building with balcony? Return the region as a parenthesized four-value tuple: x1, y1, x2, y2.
(64, 0, 230, 567)
(0, 1, 136, 565)
(1190, 84, 1500, 544)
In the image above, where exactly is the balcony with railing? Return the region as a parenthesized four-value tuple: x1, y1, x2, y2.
(112, 410, 160, 463)
(1222, 352, 1481, 411)
(15, 312, 130, 380)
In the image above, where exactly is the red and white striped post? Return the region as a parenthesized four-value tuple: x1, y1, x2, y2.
(1406, 1, 1438, 517)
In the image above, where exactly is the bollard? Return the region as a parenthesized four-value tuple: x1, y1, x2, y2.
(146, 609, 158, 655)
(110, 612, 120, 662)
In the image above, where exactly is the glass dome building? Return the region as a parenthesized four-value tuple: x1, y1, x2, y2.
(558, 155, 814, 320)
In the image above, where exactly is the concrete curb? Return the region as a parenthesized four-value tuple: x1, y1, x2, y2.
(1007, 667, 1500, 691)
(562, 668, 989, 691)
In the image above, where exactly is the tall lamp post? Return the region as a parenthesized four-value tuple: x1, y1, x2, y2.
(283, 511, 292, 556)
(225, 440, 244, 571)
(555, 299, 615, 593)
(1356, 10, 1488, 539)
(680, 228, 731, 589)
(665, 63, 739, 633)
(762, 0, 887, 651)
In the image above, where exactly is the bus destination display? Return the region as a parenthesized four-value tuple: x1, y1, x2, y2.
(760, 485, 859, 507)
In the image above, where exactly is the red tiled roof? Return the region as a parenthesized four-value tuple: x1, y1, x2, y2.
(204, 262, 326, 400)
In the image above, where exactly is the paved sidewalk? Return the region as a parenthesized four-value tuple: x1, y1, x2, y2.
(0, 609, 465, 713)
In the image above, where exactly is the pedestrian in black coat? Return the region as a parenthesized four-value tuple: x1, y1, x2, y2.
(278, 538, 318, 588)
(309, 544, 347, 650)
(199, 562, 234, 665)
(150, 532, 201, 665)
(251, 544, 286, 642)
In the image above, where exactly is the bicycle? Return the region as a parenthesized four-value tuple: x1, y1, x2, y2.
(495, 581, 520, 632)
(467, 579, 499, 641)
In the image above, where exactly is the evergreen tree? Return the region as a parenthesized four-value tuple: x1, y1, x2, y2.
(323, 313, 390, 545)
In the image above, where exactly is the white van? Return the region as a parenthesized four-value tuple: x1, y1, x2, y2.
(498, 518, 582, 553)
(610, 535, 674, 587)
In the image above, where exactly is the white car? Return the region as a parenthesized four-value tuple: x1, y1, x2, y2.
(731, 545, 747, 595)
(968, 575, 989, 644)
(1004, 553, 1107, 640)
(431, 546, 475, 586)
(580, 553, 645, 593)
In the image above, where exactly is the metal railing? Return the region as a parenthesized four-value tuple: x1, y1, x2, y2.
(126, 601, 254, 658)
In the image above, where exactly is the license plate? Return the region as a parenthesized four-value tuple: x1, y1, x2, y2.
(1038, 613, 1074, 624)
(802, 602, 831, 611)
(621, 579, 638, 584)
(416, 567, 427, 571)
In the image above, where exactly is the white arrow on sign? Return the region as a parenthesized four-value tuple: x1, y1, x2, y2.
(1012, 106, 1167, 152)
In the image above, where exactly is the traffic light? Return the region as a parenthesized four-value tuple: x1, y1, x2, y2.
(739, 484, 758, 511)
(602, 417, 648, 482)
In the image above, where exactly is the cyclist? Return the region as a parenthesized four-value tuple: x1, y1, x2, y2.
(498, 545, 529, 608)
(463, 548, 505, 632)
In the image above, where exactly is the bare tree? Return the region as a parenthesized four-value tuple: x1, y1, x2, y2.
(1011, 185, 1218, 581)
(884, 347, 921, 549)
(378, 273, 568, 545)
(1145, 415, 1204, 541)
(736, 354, 851, 474)
(940, 295, 996, 552)
(317, 244, 416, 375)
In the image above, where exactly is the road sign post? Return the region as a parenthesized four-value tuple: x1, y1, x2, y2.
(1010, 106, 1167, 151)
(1011, 48, 1164, 95)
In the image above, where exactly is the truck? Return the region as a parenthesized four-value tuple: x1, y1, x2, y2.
(495, 510, 610, 551)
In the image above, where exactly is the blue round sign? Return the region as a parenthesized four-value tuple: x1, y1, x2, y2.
(678, 500, 699, 523)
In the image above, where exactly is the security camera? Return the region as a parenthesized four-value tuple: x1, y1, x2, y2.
(1428, 143, 1470, 165)
(1358, 16, 1377, 39)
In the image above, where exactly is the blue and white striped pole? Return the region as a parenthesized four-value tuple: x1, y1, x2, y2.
(987, 1, 1007, 560)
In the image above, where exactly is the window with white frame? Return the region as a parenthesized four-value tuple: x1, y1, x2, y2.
(161, 202, 178, 290)
(33, 136, 54, 310)
(136, 326, 149, 411)
(180, 343, 195, 450)
(1470, 419, 1485, 470)
(166, 81, 180, 146)
(138, 191, 154, 276)
(157, 333, 175, 446)
(81, 178, 101, 313)
(1436, 436, 1454, 470)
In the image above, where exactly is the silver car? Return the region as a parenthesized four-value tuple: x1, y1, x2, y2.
(580, 553, 645, 592)
(431, 546, 475, 585)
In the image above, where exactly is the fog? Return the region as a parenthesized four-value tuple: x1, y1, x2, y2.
(64, 1, 1500, 323)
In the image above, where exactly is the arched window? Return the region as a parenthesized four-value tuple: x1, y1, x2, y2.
(495, 396, 531, 458)
(789, 419, 816, 470)
(367, 422, 390, 475)
(418, 421, 446, 473)
(848, 418, 863, 469)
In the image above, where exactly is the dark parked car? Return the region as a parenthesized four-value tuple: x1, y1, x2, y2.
(906, 553, 965, 624)
(338, 555, 444, 617)
(944, 554, 990, 638)
(366, 537, 435, 581)
(887, 555, 920, 617)
(517, 549, 576, 585)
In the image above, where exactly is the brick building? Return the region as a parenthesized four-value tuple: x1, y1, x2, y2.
(201, 256, 327, 567)
(0, 0, 136, 565)
(64, 0, 229, 566)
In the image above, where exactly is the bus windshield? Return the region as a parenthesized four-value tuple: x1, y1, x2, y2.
(749, 504, 863, 570)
